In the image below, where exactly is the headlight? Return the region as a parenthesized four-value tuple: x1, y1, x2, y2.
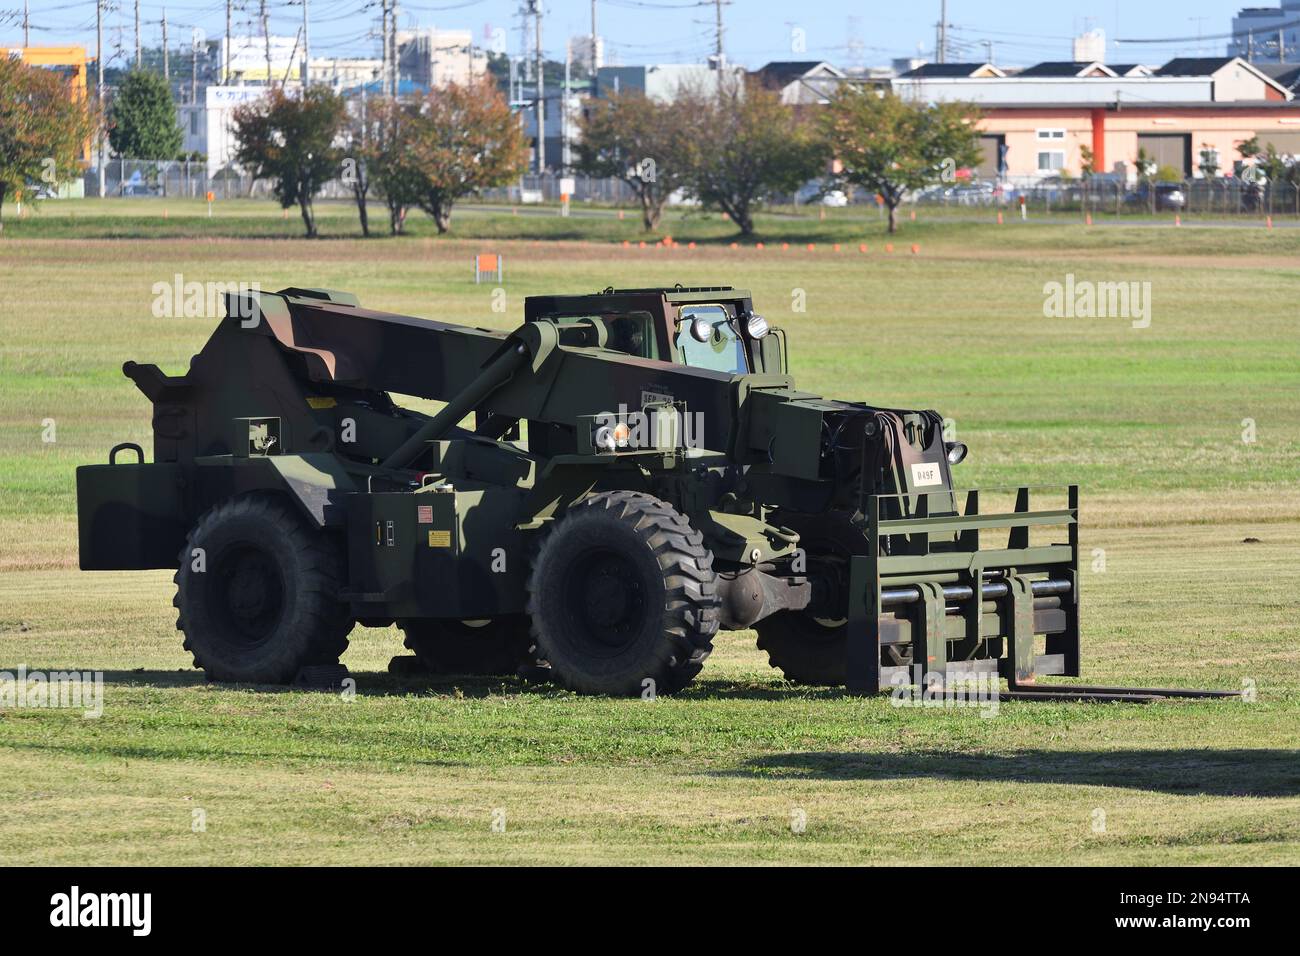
(946, 441, 968, 465)
(593, 421, 631, 453)
(746, 313, 769, 338)
(691, 317, 712, 342)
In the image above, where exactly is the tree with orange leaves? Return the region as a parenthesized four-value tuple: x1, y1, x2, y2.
(0, 55, 96, 227)
(398, 80, 529, 233)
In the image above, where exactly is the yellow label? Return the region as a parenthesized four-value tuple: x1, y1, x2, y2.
(306, 396, 337, 409)
(427, 530, 452, 548)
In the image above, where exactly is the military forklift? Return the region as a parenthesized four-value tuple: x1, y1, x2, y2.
(76, 285, 1237, 702)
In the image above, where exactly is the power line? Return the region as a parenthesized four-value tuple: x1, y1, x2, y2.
(1116, 18, 1300, 45)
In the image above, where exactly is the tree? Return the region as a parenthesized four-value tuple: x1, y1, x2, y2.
(575, 91, 691, 231)
(108, 69, 182, 160)
(1135, 147, 1159, 213)
(820, 88, 981, 233)
(231, 86, 347, 237)
(1079, 144, 1096, 178)
(677, 81, 825, 237)
(365, 97, 423, 235)
(1197, 143, 1220, 179)
(400, 80, 529, 233)
(1238, 136, 1300, 213)
(0, 56, 96, 226)
(343, 104, 374, 237)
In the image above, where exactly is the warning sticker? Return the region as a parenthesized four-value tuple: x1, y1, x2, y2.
(417, 505, 434, 524)
(427, 530, 451, 548)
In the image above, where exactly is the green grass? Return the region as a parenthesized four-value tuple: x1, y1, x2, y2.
(0, 211, 1298, 864)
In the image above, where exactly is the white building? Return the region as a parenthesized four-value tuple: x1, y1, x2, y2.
(309, 57, 382, 91)
(200, 86, 269, 178)
(397, 28, 488, 89)
(595, 63, 747, 101)
(220, 34, 302, 85)
(1073, 29, 1106, 64)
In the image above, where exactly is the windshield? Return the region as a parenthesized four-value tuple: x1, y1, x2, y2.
(674, 305, 748, 374)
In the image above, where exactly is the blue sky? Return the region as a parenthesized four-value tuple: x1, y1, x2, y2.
(3, 1, 1263, 71)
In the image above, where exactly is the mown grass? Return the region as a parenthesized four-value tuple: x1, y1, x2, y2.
(0, 213, 1297, 864)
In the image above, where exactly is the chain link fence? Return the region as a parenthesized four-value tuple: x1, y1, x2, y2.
(79, 160, 1300, 220)
(84, 160, 639, 205)
(910, 176, 1300, 218)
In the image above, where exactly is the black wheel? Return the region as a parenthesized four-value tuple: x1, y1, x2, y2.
(173, 495, 353, 683)
(754, 510, 908, 685)
(526, 491, 719, 696)
(400, 617, 532, 675)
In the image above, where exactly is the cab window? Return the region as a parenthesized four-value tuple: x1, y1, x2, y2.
(674, 305, 748, 374)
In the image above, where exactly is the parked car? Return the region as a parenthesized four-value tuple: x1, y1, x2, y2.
(794, 179, 848, 206)
(952, 181, 996, 205)
(1126, 182, 1186, 210)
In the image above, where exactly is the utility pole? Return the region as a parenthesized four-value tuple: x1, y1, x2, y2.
(983, 40, 993, 65)
(941, 0, 949, 64)
(162, 9, 169, 80)
(391, 1, 400, 96)
(22, 0, 28, 47)
(380, 0, 389, 95)
(134, 0, 141, 66)
(97, 0, 105, 197)
(301, 0, 310, 87)
(590, 0, 597, 75)
(191, 29, 198, 104)
(714, 0, 725, 97)
(225, 0, 231, 83)
(261, 0, 272, 86)
(562, 43, 570, 172)
(530, 0, 544, 174)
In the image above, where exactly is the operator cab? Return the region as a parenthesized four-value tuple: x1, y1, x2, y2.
(523, 286, 783, 376)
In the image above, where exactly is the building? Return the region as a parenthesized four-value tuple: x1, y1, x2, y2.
(519, 82, 586, 173)
(1017, 61, 1118, 78)
(891, 57, 928, 76)
(595, 63, 746, 101)
(751, 61, 847, 104)
(899, 62, 1005, 79)
(309, 57, 383, 92)
(893, 56, 1299, 182)
(196, 86, 269, 178)
(1073, 29, 1106, 63)
(1229, 3, 1300, 62)
(1260, 62, 1300, 92)
(397, 28, 488, 89)
(220, 34, 302, 85)
(568, 35, 605, 74)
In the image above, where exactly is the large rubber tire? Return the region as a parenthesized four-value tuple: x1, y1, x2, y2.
(400, 617, 532, 675)
(526, 491, 719, 696)
(754, 509, 900, 686)
(173, 495, 353, 683)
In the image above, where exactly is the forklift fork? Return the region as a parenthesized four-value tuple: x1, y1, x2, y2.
(847, 486, 1240, 704)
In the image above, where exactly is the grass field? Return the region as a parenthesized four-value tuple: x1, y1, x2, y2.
(1, 201, 1297, 864)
